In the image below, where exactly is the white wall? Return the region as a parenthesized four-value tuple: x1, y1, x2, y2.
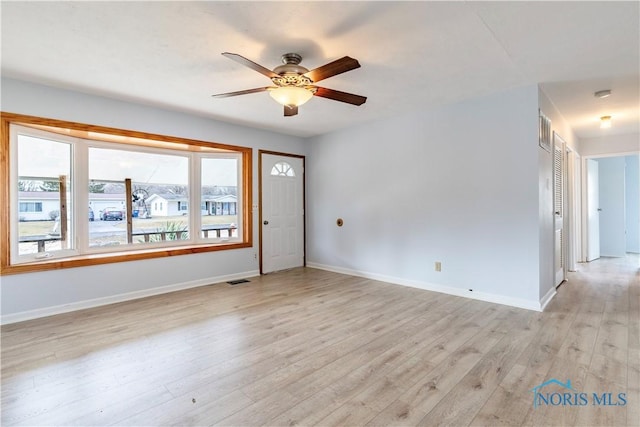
(307, 84, 543, 310)
(537, 88, 578, 299)
(18, 200, 58, 221)
(597, 157, 627, 257)
(1, 78, 307, 323)
(580, 133, 640, 157)
(167, 201, 181, 217)
(538, 88, 579, 151)
(1, 79, 564, 320)
(626, 155, 640, 253)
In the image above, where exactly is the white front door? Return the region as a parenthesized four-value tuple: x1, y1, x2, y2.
(260, 153, 304, 273)
(553, 136, 566, 286)
(587, 159, 600, 262)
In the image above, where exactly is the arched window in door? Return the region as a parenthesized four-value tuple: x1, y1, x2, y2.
(271, 161, 295, 177)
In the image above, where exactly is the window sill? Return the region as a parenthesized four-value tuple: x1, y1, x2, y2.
(0, 241, 252, 276)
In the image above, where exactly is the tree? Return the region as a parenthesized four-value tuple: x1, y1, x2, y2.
(39, 181, 60, 192)
(165, 185, 187, 195)
(89, 181, 106, 193)
(104, 183, 125, 193)
(18, 180, 41, 191)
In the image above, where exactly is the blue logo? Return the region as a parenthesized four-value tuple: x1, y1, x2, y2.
(531, 378, 626, 408)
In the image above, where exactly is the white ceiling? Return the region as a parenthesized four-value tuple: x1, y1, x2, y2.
(1, 1, 638, 139)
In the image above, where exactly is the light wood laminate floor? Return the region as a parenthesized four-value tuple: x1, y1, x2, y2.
(1, 256, 638, 426)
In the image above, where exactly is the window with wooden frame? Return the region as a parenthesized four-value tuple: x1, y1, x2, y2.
(0, 113, 252, 275)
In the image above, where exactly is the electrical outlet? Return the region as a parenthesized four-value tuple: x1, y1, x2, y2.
(435, 261, 442, 272)
(254, 253, 258, 260)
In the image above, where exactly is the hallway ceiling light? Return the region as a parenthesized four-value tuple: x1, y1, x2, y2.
(600, 115, 612, 128)
(594, 89, 612, 98)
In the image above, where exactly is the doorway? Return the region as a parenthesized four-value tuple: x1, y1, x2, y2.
(259, 151, 305, 274)
(585, 159, 601, 261)
(583, 153, 640, 261)
(553, 132, 566, 286)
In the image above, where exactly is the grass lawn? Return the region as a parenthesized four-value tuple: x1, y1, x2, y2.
(18, 215, 239, 254)
(18, 221, 57, 236)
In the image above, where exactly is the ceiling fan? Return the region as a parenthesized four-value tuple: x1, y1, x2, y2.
(212, 52, 367, 116)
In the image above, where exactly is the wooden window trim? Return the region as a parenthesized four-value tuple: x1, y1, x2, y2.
(0, 112, 252, 276)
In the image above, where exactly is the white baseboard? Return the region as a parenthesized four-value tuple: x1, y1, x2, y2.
(307, 262, 544, 312)
(1, 270, 260, 325)
(539, 286, 557, 311)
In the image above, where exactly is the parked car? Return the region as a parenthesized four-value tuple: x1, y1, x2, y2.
(100, 208, 124, 221)
(88, 208, 94, 221)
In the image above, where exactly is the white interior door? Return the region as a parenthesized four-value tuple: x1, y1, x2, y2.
(261, 153, 304, 274)
(553, 136, 566, 286)
(586, 159, 600, 261)
(566, 148, 579, 272)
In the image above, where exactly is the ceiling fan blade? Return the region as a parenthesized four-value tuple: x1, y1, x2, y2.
(222, 52, 278, 79)
(304, 56, 361, 83)
(211, 87, 273, 98)
(313, 87, 367, 106)
(284, 105, 298, 117)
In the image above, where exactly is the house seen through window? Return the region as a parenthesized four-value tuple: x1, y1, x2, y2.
(2, 113, 251, 273)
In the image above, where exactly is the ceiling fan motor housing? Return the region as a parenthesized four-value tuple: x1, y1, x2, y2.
(273, 53, 311, 78)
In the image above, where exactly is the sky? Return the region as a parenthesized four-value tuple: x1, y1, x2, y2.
(18, 134, 239, 187)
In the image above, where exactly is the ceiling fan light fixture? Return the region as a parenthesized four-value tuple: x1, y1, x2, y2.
(600, 115, 612, 128)
(269, 86, 313, 108)
(214, 52, 366, 116)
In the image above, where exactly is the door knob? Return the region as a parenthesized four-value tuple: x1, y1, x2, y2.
(263, 220, 269, 225)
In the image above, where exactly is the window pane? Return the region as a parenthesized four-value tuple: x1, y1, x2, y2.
(17, 134, 73, 257)
(4, 115, 252, 273)
(201, 157, 239, 240)
(88, 147, 189, 247)
(271, 161, 295, 177)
